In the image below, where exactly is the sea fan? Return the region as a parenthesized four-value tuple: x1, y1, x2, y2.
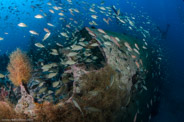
(7, 48, 32, 86)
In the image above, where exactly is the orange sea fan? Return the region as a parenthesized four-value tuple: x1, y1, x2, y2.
(7, 48, 32, 86)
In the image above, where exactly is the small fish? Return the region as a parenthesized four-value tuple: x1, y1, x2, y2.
(142, 85, 148, 91)
(74, 9, 79, 13)
(50, 51, 59, 56)
(58, 13, 64, 16)
(89, 8, 96, 13)
(97, 29, 106, 34)
(34, 14, 43, 19)
(18, 23, 27, 27)
(38, 87, 47, 94)
(29, 30, 39, 35)
(44, 28, 50, 33)
(56, 43, 63, 47)
(46, 72, 58, 79)
(91, 15, 98, 19)
(72, 99, 83, 115)
(35, 43, 44, 48)
(53, 6, 59, 10)
(134, 112, 137, 122)
(135, 43, 140, 50)
(65, 60, 76, 65)
(49, 9, 54, 14)
(48, 90, 54, 94)
(135, 61, 140, 68)
(99, 6, 106, 11)
(47, 2, 52, 6)
(103, 18, 109, 24)
(52, 81, 60, 88)
(42, 32, 51, 41)
(47, 23, 54, 27)
(117, 9, 120, 16)
(90, 43, 99, 47)
(104, 41, 111, 46)
(72, 45, 83, 51)
(60, 32, 68, 38)
(124, 42, 132, 51)
(0, 73, 5, 78)
(131, 55, 136, 59)
(38, 82, 45, 87)
(133, 48, 140, 55)
(67, 52, 78, 57)
(0, 37, 4, 40)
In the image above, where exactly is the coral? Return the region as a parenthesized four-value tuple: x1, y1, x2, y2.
(7, 48, 32, 86)
(35, 65, 129, 122)
(0, 101, 27, 120)
(0, 87, 8, 101)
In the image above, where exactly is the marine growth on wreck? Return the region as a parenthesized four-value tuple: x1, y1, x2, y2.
(0, 0, 165, 122)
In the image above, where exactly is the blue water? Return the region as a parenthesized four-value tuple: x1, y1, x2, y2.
(0, 0, 184, 121)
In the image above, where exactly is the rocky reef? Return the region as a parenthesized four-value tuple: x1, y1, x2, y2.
(0, 27, 160, 122)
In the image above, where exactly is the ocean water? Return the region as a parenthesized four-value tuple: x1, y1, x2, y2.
(0, 0, 184, 122)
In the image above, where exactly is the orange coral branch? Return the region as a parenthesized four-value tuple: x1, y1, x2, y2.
(7, 48, 32, 86)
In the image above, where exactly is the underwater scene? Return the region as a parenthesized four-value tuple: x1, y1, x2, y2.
(0, 0, 184, 122)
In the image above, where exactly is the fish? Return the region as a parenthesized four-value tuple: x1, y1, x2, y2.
(29, 30, 39, 35)
(42, 32, 51, 41)
(124, 42, 132, 51)
(53, 6, 59, 11)
(103, 18, 109, 24)
(99, 6, 106, 11)
(56, 43, 63, 47)
(90, 43, 99, 47)
(58, 13, 64, 16)
(18, 23, 27, 27)
(135, 43, 140, 50)
(60, 32, 68, 38)
(72, 45, 83, 51)
(38, 82, 45, 87)
(142, 85, 148, 91)
(134, 112, 137, 122)
(0, 73, 5, 78)
(38, 87, 47, 94)
(73, 9, 79, 13)
(52, 81, 60, 88)
(44, 28, 50, 33)
(47, 2, 52, 6)
(46, 72, 58, 79)
(65, 60, 76, 65)
(55, 85, 66, 96)
(34, 14, 43, 19)
(50, 51, 59, 56)
(133, 48, 140, 55)
(49, 9, 54, 14)
(89, 8, 96, 13)
(48, 90, 54, 94)
(91, 15, 98, 19)
(35, 43, 44, 48)
(42, 64, 54, 70)
(104, 41, 111, 46)
(97, 29, 106, 34)
(135, 61, 140, 68)
(0, 37, 4, 40)
(131, 55, 137, 59)
(110, 36, 120, 48)
(47, 23, 54, 27)
(72, 99, 83, 115)
(67, 52, 78, 57)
